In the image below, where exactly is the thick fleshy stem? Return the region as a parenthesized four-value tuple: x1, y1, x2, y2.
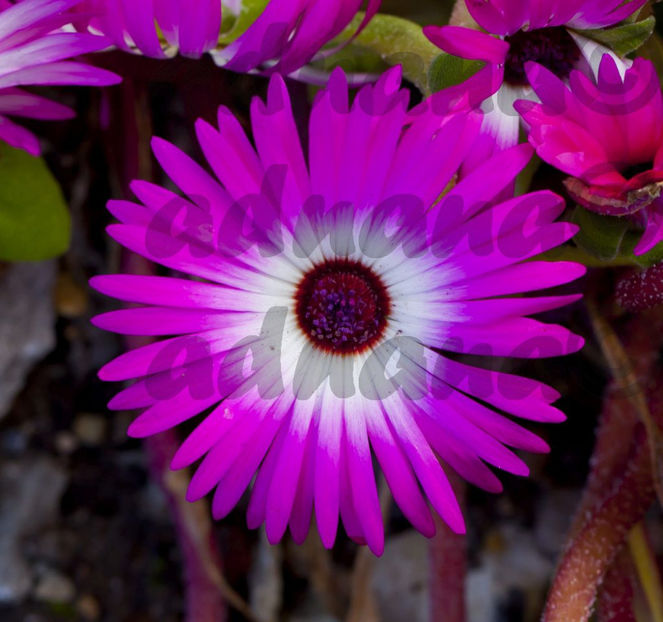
(542, 296, 663, 622)
(567, 361, 639, 540)
(587, 300, 663, 508)
(542, 423, 654, 621)
(429, 474, 466, 622)
(597, 550, 637, 622)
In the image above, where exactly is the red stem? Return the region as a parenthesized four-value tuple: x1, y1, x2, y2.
(429, 474, 466, 622)
(597, 551, 637, 622)
(542, 300, 663, 622)
(542, 425, 654, 622)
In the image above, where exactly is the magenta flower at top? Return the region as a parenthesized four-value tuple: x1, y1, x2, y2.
(77, 0, 222, 59)
(0, 0, 119, 155)
(517, 54, 663, 255)
(79, 0, 380, 74)
(91, 67, 584, 555)
(424, 0, 645, 151)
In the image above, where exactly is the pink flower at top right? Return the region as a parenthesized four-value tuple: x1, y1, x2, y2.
(424, 0, 646, 152)
(516, 55, 663, 255)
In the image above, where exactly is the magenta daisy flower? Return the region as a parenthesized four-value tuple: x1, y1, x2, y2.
(424, 0, 644, 150)
(0, 0, 120, 155)
(91, 67, 585, 555)
(516, 54, 663, 255)
(79, 0, 380, 73)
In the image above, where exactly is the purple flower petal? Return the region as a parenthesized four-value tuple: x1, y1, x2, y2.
(92, 68, 585, 554)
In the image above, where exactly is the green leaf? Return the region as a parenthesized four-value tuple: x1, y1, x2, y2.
(621, 4, 645, 25)
(539, 245, 626, 267)
(569, 206, 663, 268)
(515, 153, 542, 196)
(579, 16, 656, 57)
(428, 53, 484, 93)
(0, 142, 70, 262)
(319, 43, 388, 76)
(571, 206, 632, 261)
(622, 231, 663, 268)
(329, 12, 442, 94)
(640, 32, 663, 87)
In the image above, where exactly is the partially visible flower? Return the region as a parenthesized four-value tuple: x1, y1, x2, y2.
(516, 55, 663, 255)
(79, 0, 381, 74)
(0, 0, 120, 155)
(91, 67, 584, 555)
(76, 0, 222, 59)
(218, 0, 381, 75)
(423, 0, 644, 151)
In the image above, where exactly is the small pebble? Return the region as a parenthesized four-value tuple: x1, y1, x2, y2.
(0, 428, 28, 455)
(34, 570, 75, 604)
(54, 431, 79, 455)
(55, 272, 89, 318)
(77, 594, 101, 620)
(73, 414, 107, 446)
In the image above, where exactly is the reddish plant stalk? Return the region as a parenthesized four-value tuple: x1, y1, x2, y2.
(568, 380, 640, 539)
(429, 474, 466, 622)
(570, 302, 663, 536)
(597, 551, 637, 622)
(542, 424, 654, 621)
(543, 299, 663, 622)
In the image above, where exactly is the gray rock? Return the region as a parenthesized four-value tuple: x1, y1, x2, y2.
(467, 524, 554, 622)
(33, 569, 75, 603)
(534, 488, 582, 557)
(369, 524, 554, 622)
(0, 427, 28, 455)
(53, 431, 79, 455)
(0, 457, 67, 603)
(73, 413, 107, 446)
(76, 594, 102, 620)
(0, 261, 56, 419)
(490, 525, 554, 594)
(288, 588, 341, 622)
(249, 530, 283, 622)
(0, 545, 32, 606)
(372, 531, 429, 622)
(466, 567, 494, 622)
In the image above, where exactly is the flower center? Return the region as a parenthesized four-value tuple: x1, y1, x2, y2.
(295, 259, 390, 354)
(622, 162, 653, 180)
(504, 26, 581, 86)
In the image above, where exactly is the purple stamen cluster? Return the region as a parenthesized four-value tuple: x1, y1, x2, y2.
(504, 26, 581, 86)
(295, 259, 390, 354)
